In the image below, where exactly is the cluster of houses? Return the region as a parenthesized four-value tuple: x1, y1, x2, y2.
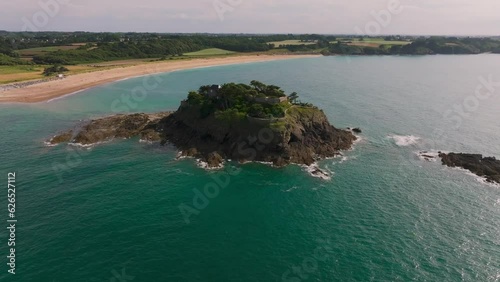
(205, 85, 288, 105)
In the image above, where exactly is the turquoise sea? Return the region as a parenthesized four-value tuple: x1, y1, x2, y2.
(0, 55, 499, 281)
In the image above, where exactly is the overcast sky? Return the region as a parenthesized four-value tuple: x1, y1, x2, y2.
(1, 0, 499, 35)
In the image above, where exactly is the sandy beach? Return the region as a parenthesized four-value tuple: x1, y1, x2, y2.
(0, 55, 318, 103)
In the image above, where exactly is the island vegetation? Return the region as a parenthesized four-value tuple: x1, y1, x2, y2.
(185, 80, 306, 122)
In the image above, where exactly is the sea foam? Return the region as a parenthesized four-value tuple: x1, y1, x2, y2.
(196, 159, 224, 170)
(450, 167, 500, 188)
(301, 163, 332, 181)
(388, 135, 421, 146)
(43, 141, 58, 147)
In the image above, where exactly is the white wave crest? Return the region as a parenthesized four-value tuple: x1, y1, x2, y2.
(450, 167, 500, 188)
(196, 159, 224, 170)
(68, 142, 97, 148)
(43, 141, 58, 147)
(302, 163, 332, 181)
(389, 135, 421, 146)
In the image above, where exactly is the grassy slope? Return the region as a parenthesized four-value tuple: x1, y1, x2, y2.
(0, 65, 45, 84)
(17, 45, 81, 57)
(334, 38, 411, 48)
(183, 48, 236, 56)
(0, 64, 123, 84)
(268, 40, 317, 46)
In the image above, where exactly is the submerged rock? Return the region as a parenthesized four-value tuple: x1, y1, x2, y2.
(439, 152, 500, 184)
(205, 152, 224, 168)
(417, 151, 440, 162)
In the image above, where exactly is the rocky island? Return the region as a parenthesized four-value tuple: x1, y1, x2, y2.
(439, 153, 500, 184)
(49, 81, 356, 169)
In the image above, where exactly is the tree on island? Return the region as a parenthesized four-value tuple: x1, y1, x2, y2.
(185, 81, 293, 120)
(288, 92, 299, 104)
(249, 103, 265, 118)
(250, 80, 267, 93)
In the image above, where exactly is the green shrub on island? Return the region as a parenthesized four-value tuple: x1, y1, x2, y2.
(214, 109, 247, 122)
(249, 103, 265, 118)
(185, 81, 293, 120)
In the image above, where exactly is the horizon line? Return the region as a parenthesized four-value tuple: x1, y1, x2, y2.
(1, 30, 500, 38)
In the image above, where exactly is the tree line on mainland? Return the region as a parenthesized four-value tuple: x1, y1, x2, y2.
(1, 32, 499, 66)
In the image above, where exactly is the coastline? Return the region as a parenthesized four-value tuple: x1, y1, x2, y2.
(0, 54, 319, 103)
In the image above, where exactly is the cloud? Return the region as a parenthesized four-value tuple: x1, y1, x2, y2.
(0, 0, 499, 35)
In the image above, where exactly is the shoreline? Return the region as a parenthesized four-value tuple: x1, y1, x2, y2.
(0, 54, 319, 103)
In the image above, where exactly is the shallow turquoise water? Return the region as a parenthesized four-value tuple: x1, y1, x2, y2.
(0, 55, 499, 281)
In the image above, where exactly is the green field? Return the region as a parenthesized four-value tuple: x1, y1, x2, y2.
(0, 64, 120, 84)
(268, 40, 317, 47)
(0, 65, 45, 84)
(183, 48, 236, 56)
(360, 39, 410, 45)
(335, 38, 411, 48)
(17, 45, 81, 56)
(0, 65, 41, 75)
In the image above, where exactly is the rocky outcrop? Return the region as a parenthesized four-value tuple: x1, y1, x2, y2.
(48, 107, 356, 169)
(159, 105, 356, 168)
(206, 152, 224, 168)
(49, 130, 73, 144)
(48, 112, 171, 145)
(347, 127, 362, 134)
(49, 106, 356, 168)
(439, 152, 500, 184)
